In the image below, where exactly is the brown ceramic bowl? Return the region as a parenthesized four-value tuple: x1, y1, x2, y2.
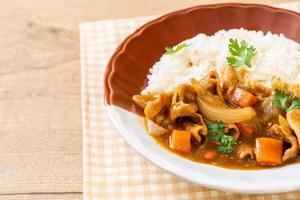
(104, 3, 300, 112)
(104, 3, 300, 193)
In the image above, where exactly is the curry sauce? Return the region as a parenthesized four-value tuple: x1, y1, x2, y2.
(133, 68, 300, 169)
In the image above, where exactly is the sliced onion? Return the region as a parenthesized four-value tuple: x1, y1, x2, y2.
(191, 78, 205, 95)
(145, 118, 168, 136)
(196, 94, 256, 124)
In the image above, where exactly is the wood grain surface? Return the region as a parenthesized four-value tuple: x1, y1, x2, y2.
(0, 0, 296, 199)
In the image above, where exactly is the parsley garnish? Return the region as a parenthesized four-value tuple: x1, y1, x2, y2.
(273, 89, 300, 112)
(206, 121, 236, 154)
(288, 97, 300, 112)
(226, 38, 257, 68)
(165, 43, 189, 55)
(217, 135, 236, 155)
(207, 121, 224, 142)
(273, 89, 290, 111)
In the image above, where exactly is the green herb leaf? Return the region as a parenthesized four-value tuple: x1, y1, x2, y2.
(287, 97, 300, 112)
(206, 121, 236, 154)
(273, 89, 290, 111)
(217, 135, 236, 154)
(165, 43, 189, 55)
(273, 89, 300, 112)
(206, 120, 225, 142)
(226, 38, 257, 68)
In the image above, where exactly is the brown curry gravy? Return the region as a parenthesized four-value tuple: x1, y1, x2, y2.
(148, 107, 300, 170)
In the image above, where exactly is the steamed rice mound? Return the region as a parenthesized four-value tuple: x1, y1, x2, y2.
(142, 28, 300, 94)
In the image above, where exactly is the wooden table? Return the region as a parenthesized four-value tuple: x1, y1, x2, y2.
(0, 0, 296, 199)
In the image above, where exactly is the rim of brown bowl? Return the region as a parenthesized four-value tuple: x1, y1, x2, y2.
(104, 3, 300, 114)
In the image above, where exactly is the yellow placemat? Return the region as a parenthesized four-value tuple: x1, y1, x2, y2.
(80, 3, 300, 200)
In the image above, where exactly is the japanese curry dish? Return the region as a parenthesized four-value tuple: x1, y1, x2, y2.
(132, 29, 300, 169)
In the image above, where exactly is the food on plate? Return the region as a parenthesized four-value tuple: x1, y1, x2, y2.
(132, 29, 300, 169)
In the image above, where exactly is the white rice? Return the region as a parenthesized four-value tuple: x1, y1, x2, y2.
(142, 28, 300, 94)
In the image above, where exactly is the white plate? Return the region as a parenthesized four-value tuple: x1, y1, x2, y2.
(106, 105, 300, 193)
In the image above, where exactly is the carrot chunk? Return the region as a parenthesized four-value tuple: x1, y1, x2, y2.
(170, 130, 191, 153)
(255, 137, 283, 165)
(230, 88, 257, 107)
(237, 122, 255, 137)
